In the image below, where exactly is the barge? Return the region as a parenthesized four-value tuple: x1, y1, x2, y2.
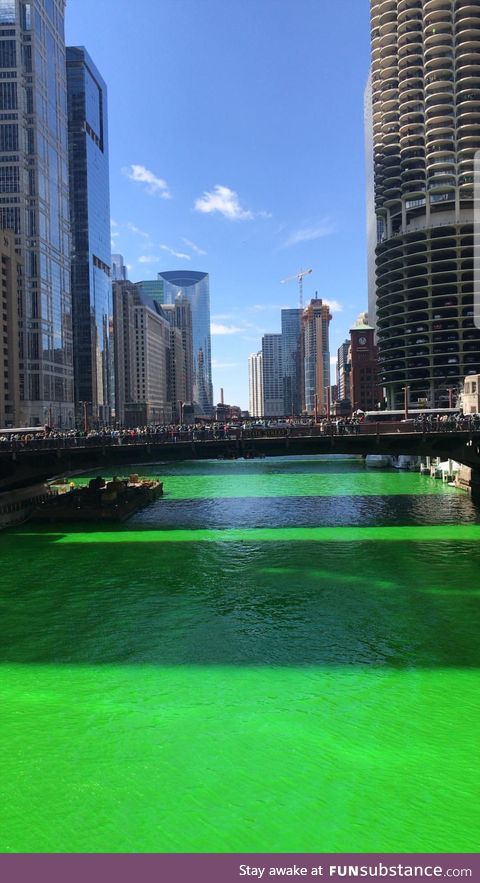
(31, 475, 163, 522)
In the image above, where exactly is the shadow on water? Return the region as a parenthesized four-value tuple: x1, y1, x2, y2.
(1, 526, 479, 668)
(132, 494, 480, 529)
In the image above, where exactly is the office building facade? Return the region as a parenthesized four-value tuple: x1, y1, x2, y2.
(262, 334, 283, 417)
(281, 307, 303, 416)
(0, 230, 21, 426)
(336, 339, 351, 404)
(248, 351, 263, 417)
(157, 270, 213, 416)
(349, 322, 382, 413)
(0, 0, 73, 426)
(67, 46, 112, 426)
(112, 279, 135, 426)
(369, 0, 480, 408)
(302, 298, 332, 414)
(160, 294, 193, 406)
(112, 254, 127, 282)
(112, 280, 171, 427)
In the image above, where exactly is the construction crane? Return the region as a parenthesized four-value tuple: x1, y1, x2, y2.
(280, 268, 313, 308)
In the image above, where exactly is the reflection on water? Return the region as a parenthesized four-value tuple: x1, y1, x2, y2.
(0, 456, 479, 853)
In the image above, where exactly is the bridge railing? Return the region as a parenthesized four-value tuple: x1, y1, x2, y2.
(0, 420, 477, 453)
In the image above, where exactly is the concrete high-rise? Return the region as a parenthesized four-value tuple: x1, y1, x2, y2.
(281, 308, 303, 416)
(248, 351, 263, 417)
(161, 293, 194, 406)
(156, 271, 213, 416)
(161, 295, 194, 418)
(302, 298, 332, 414)
(369, 0, 480, 408)
(67, 47, 112, 426)
(112, 280, 171, 427)
(262, 334, 283, 417)
(336, 339, 351, 404)
(0, 0, 73, 426)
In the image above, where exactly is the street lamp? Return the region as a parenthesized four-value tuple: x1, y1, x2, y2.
(79, 401, 90, 433)
(446, 386, 456, 409)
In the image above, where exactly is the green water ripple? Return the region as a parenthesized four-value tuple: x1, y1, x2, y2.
(1, 458, 479, 853)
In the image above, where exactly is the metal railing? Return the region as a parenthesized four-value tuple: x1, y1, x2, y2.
(0, 420, 478, 453)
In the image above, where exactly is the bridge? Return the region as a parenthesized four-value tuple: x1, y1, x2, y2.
(2, 423, 480, 498)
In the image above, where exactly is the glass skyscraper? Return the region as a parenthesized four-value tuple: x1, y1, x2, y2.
(67, 46, 112, 425)
(0, 0, 73, 426)
(157, 270, 213, 415)
(262, 333, 283, 417)
(281, 308, 303, 416)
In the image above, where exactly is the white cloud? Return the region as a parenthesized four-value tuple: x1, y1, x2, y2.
(138, 255, 160, 264)
(284, 220, 336, 248)
(249, 303, 290, 313)
(126, 222, 150, 239)
(123, 164, 172, 199)
(330, 356, 337, 366)
(194, 185, 254, 221)
(181, 237, 207, 256)
(159, 244, 191, 261)
(111, 218, 118, 228)
(324, 299, 343, 313)
(211, 322, 243, 335)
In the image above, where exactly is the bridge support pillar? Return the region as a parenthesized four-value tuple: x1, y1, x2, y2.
(469, 466, 480, 505)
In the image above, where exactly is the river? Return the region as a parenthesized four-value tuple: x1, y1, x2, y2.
(0, 456, 479, 852)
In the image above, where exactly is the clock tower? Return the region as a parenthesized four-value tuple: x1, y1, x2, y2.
(349, 322, 382, 412)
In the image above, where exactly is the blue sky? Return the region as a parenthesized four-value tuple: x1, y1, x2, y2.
(66, 0, 371, 409)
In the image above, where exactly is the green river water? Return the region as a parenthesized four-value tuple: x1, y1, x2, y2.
(0, 456, 479, 853)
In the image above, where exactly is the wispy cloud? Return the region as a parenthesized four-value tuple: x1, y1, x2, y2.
(249, 303, 290, 313)
(330, 356, 338, 366)
(324, 299, 343, 313)
(138, 255, 159, 264)
(181, 237, 207, 256)
(283, 220, 336, 248)
(126, 222, 150, 239)
(212, 358, 241, 369)
(194, 185, 257, 221)
(160, 244, 191, 261)
(211, 322, 244, 335)
(111, 218, 118, 228)
(123, 164, 172, 199)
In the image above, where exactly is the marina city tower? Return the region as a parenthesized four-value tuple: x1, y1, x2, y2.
(368, 0, 480, 408)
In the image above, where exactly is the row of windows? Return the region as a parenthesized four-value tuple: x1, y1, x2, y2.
(0, 39, 15, 69)
(0, 121, 17, 150)
(0, 163, 18, 191)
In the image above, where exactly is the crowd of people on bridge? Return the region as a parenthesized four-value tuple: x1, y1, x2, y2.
(0, 410, 479, 450)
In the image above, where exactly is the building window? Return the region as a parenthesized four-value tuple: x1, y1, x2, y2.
(0, 163, 18, 192)
(0, 122, 17, 151)
(0, 81, 16, 109)
(0, 39, 15, 68)
(0, 2, 15, 25)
